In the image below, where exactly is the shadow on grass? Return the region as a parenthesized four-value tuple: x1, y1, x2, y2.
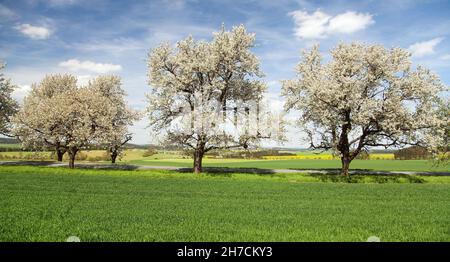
(176, 167, 277, 175)
(0, 161, 141, 170)
(310, 173, 426, 183)
(176, 167, 426, 183)
(288, 168, 375, 173)
(289, 168, 450, 176)
(0, 161, 57, 166)
(71, 164, 141, 170)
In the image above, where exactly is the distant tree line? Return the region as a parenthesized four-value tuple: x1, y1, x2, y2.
(393, 146, 431, 160)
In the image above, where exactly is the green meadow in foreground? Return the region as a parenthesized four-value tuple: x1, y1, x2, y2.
(1, 166, 449, 241)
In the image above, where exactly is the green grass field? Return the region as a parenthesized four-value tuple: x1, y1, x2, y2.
(1, 166, 449, 241)
(1, 149, 448, 172)
(0, 144, 21, 149)
(129, 158, 449, 172)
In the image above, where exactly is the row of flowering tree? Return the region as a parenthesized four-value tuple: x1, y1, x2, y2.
(0, 25, 448, 174)
(146, 25, 448, 175)
(11, 74, 139, 168)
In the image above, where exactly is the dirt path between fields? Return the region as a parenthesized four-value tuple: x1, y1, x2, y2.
(1, 161, 449, 176)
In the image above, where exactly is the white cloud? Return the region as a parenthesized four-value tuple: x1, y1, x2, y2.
(15, 24, 51, 39)
(289, 9, 374, 40)
(289, 10, 331, 39)
(408, 37, 444, 58)
(328, 11, 374, 34)
(12, 84, 31, 102)
(440, 54, 450, 60)
(59, 59, 122, 74)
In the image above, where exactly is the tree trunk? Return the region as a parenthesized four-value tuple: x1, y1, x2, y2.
(193, 149, 204, 174)
(56, 149, 64, 162)
(55, 142, 65, 162)
(222, 98, 227, 122)
(111, 151, 117, 164)
(68, 154, 75, 169)
(338, 111, 352, 176)
(340, 156, 351, 176)
(68, 148, 78, 169)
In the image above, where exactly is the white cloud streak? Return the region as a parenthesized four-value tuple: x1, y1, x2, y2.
(59, 59, 122, 74)
(289, 10, 374, 40)
(408, 37, 444, 57)
(328, 11, 375, 34)
(289, 10, 331, 39)
(15, 24, 51, 39)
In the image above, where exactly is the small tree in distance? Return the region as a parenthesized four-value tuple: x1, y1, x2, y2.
(282, 42, 448, 176)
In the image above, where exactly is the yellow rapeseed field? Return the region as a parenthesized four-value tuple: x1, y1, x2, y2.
(262, 153, 395, 160)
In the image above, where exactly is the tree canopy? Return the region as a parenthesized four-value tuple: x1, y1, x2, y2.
(282, 42, 448, 176)
(0, 62, 19, 137)
(12, 74, 138, 168)
(147, 25, 284, 173)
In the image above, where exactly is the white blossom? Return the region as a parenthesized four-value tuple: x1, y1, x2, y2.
(147, 25, 284, 173)
(12, 74, 138, 167)
(0, 62, 19, 136)
(282, 42, 448, 175)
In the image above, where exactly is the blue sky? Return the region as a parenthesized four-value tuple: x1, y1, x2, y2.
(1, 0, 449, 146)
